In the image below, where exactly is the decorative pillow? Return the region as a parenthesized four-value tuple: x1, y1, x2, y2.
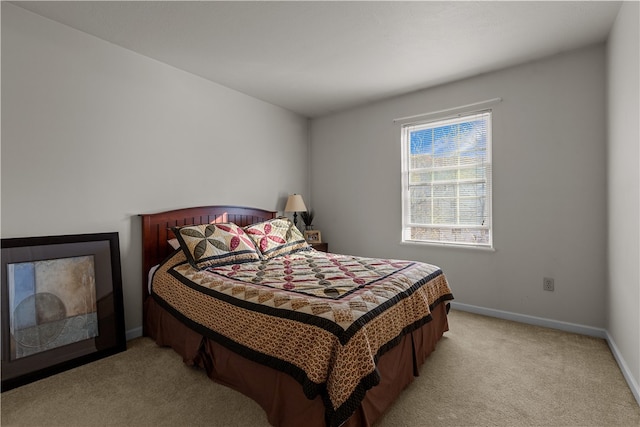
(172, 222, 261, 269)
(244, 217, 310, 259)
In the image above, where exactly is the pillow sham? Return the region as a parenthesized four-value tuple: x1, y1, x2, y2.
(172, 222, 261, 269)
(244, 217, 310, 259)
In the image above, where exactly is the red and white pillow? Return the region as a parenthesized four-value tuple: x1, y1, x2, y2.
(243, 217, 310, 260)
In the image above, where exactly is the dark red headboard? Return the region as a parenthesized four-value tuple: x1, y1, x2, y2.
(139, 205, 277, 302)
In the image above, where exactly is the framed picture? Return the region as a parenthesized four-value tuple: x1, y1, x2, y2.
(1, 232, 126, 391)
(304, 230, 322, 244)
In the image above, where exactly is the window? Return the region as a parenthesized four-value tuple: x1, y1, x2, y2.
(401, 111, 492, 248)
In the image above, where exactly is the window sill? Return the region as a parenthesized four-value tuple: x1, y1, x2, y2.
(400, 240, 496, 252)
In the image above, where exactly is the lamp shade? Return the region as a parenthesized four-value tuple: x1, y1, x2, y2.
(284, 194, 307, 212)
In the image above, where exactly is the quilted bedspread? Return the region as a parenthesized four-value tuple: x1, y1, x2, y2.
(151, 248, 453, 426)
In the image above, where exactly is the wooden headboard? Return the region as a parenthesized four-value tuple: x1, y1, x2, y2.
(139, 205, 277, 302)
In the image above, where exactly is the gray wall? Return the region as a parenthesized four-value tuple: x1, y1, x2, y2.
(607, 0, 640, 398)
(1, 4, 309, 334)
(310, 45, 608, 329)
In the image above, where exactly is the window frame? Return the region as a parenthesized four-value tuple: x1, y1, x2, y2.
(400, 109, 494, 249)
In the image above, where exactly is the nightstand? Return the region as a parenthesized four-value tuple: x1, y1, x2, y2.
(311, 242, 328, 252)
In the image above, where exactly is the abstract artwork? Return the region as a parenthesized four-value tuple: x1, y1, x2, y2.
(8, 256, 98, 359)
(1, 232, 126, 391)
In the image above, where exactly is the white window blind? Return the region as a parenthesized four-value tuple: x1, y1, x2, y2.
(401, 111, 493, 248)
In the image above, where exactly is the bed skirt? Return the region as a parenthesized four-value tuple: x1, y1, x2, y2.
(144, 297, 449, 427)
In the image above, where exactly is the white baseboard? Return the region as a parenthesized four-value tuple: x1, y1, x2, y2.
(605, 331, 640, 406)
(450, 302, 607, 338)
(126, 326, 143, 341)
(450, 302, 639, 407)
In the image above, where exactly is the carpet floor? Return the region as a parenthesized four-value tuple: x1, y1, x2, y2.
(1, 309, 639, 426)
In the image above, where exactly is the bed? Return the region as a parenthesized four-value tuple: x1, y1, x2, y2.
(141, 205, 453, 427)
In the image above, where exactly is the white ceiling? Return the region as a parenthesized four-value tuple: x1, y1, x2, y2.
(11, 1, 622, 118)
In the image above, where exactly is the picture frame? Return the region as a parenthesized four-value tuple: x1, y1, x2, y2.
(1, 232, 126, 391)
(304, 230, 322, 244)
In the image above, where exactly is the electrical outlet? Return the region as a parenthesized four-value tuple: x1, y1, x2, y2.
(543, 277, 555, 292)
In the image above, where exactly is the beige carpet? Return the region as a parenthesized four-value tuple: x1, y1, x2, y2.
(2, 309, 639, 426)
